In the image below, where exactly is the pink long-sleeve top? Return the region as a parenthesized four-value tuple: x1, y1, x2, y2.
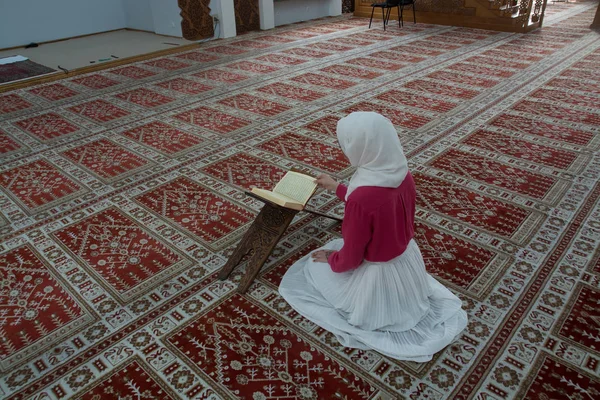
(327, 172, 416, 273)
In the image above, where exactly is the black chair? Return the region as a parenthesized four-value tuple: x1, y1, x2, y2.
(369, 0, 401, 31)
(398, 0, 416, 27)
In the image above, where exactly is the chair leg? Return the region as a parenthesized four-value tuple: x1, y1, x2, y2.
(400, 5, 404, 27)
(369, 7, 375, 29)
(413, 3, 416, 24)
(385, 7, 392, 26)
(382, 7, 386, 30)
(397, 5, 401, 27)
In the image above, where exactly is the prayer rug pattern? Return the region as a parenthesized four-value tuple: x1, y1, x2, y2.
(0, 60, 56, 84)
(0, 2, 599, 399)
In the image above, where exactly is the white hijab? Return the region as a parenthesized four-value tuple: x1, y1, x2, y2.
(337, 112, 408, 200)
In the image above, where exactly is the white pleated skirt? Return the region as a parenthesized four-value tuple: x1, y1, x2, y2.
(279, 239, 468, 362)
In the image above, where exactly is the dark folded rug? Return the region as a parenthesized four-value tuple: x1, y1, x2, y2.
(0, 59, 56, 83)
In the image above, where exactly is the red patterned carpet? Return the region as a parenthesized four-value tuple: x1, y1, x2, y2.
(1, 2, 599, 399)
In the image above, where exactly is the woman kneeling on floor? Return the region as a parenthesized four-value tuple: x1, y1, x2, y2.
(279, 111, 468, 362)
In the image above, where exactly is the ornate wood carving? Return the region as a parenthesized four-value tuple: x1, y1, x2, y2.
(219, 196, 298, 294)
(591, 2, 600, 28)
(355, 0, 550, 32)
(234, 0, 261, 35)
(343, 0, 354, 13)
(517, 0, 533, 23)
(531, 0, 544, 22)
(178, 0, 214, 40)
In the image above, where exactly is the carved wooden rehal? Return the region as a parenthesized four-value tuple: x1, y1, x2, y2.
(218, 194, 299, 293)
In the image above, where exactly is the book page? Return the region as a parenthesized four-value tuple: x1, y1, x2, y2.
(273, 172, 317, 205)
(251, 188, 297, 205)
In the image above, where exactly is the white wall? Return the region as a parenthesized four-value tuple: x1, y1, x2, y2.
(259, 0, 276, 30)
(123, 0, 154, 32)
(123, 0, 183, 37)
(0, 0, 127, 49)
(0, 0, 340, 49)
(274, 0, 341, 26)
(149, 0, 183, 37)
(215, 0, 236, 38)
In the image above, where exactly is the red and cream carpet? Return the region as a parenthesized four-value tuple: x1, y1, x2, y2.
(0, 2, 599, 399)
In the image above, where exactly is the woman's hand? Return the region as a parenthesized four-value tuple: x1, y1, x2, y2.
(316, 174, 339, 192)
(312, 250, 334, 263)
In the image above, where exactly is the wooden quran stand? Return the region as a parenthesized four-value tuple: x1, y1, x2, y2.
(218, 191, 342, 294)
(592, 2, 600, 29)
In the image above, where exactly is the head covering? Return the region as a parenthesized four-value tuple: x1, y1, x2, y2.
(337, 111, 408, 200)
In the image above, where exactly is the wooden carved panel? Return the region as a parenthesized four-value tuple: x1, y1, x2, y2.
(178, 0, 214, 40)
(234, 0, 261, 35)
(517, 0, 533, 23)
(592, 2, 600, 28)
(343, 0, 354, 13)
(531, 0, 545, 23)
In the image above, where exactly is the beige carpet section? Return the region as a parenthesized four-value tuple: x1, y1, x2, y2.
(0, 30, 193, 72)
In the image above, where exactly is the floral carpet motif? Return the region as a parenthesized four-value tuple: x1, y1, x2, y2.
(0, 2, 599, 399)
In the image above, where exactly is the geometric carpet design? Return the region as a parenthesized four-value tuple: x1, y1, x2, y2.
(1, 2, 599, 398)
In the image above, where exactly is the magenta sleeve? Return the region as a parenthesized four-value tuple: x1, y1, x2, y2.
(336, 185, 348, 201)
(328, 200, 372, 273)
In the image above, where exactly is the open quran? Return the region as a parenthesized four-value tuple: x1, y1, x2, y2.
(250, 171, 318, 211)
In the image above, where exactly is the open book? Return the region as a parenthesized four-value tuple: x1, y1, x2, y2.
(251, 171, 318, 210)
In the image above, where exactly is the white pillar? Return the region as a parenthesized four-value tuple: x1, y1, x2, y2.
(328, 0, 342, 17)
(259, 0, 275, 30)
(218, 0, 237, 38)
